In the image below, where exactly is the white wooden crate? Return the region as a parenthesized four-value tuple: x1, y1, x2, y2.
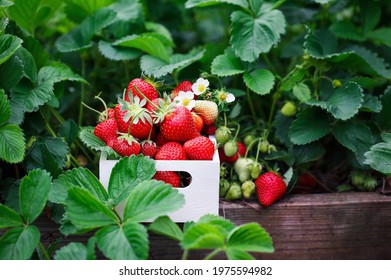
(99, 136, 220, 222)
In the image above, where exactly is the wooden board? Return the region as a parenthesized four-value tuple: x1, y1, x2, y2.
(2, 192, 391, 260)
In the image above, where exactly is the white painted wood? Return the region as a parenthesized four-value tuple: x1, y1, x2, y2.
(99, 136, 220, 222)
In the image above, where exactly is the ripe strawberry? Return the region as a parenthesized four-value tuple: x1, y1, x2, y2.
(125, 78, 159, 103)
(237, 141, 246, 157)
(172, 81, 193, 99)
(155, 132, 170, 147)
(146, 98, 164, 116)
(155, 142, 188, 160)
(98, 108, 116, 122)
(255, 172, 287, 207)
(153, 171, 181, 188)
(202, 124, 217, 135)
(191, 112, 204, 132)
(184, 136, 215, 160)
(297, 172, 318, 188)
(160, 106, 198, 143)
(140, 140, 159, 159)
(109, 137, 141, 157)
(218, 148, 239, 163)
(94, 118, 118, 144)
(194, 100, 218, 125)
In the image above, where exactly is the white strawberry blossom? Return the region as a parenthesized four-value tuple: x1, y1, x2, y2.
(217, 90, 235, 103)
(174, 91, 195, 110)
(192, 78, 209, 96)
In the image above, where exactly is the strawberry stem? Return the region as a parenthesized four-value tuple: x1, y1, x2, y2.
(133, 85, 160, 110)
(245, 138, 261, 158)
(94, 93, 108, 119)
(81, 102, 103, 116)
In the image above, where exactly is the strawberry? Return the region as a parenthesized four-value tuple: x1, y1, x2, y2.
(160, 106, 198, 143)
(109, 137, 141, 157)
(223, 140, 238, 157)
(297, 172, 318, 188)
(194, 100, 218, 125)
(140, 140, 159, 159)
(155, 132, 170, 147)
(94, 118, 118, 144)
(202, 124, 217, 135)
(281, 101, 297, 117)
(218, 148, 239, 163)
(155, 142, 188, 160)
(172, 81, 193, 99)
(215, 126, 231, 144)
(191, 112, 204, 132)
(98, 108, 116, 122)
(255, 172, 287, 207)
(146, 98, 164, 116)
(153, 171, 181, 188)
(184, 136, 215, 160)
(237, 141, 246, 157)
(125, 78, 159, 103)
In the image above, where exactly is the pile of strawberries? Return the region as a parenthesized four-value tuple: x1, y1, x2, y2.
(93, 77, 220, 187)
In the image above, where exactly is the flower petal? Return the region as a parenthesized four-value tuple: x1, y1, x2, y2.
(226, 93, 235, 103)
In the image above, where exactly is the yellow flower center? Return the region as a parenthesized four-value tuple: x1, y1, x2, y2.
(197, 84, 206, 93)
(182, 98, 190, 106)
(219, 92, 227, 101)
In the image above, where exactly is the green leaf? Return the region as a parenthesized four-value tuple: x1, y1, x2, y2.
(50, 167, 108, 205)
(59, 119, 79, 146)
(0, 124, 25, 163)
(211, 48, 245, 77)
(185, 0, 248, 9)
(25, 136, 69, 177)
(54, 242, 89, 260)
(19, 169, 52, 224)
(0, 0, 13, 8)
(38, 62, 86, 84)
(377, 86, 391, 130)
(333, 121, 375, 165)
(0, 34, 23, 65)
(79, 127, 118, 156)
(148, 216, 183, 242)
(140, 48, 205, 78)
(226, 248, 254, 260)
(312, 0, 333, 3)
(0, 204, 23, 229)
(292, 143, 326, 165)
(11, 80, 54, 113)
(55, 8, 117, 53)
(66, 0, 115, 16)
(0, 53, 23, 91)
(98, 40, 141, 61)
(230, 9, 286, 62)
(15, 47, 37, 83)
(181, 223, 225, 250)
(108, 156, 156, 206)
(307, 82, 363, 121)
(123, 180, 185, 223)
(197, 214, 236, 237)
(292, 82, 311, 102)
(145, 22, 173, 45)
(0, 17, 9, 33)
(65, 188, 118, 230)
(351, 77, 386, 90)
(289, 107, 330, 145)
(108, 0, 143, 22)
(227, 223, 274, 253)
(361, 94, 382, 113)
(329, 21, 365, 41)
(364, 142, 391, 175)
(304, 28, 337, 58)
(0, 226, 39, 260)
(360, 0, 381, 34)
(114, 34, 170, 62)
(367, 28, 391, 48)
(0, 89, 10, 126)
(243, 69, 275, 95)
(23, 37, 50, 69)
(95, 222, 148, 260)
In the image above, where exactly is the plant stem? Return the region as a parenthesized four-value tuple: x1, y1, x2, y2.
(246, 87, 257, 123)
(78, 55, 86, 126)
(38, 241, 51, 260)
(262, 54, 277, 75)
(182, 250, 189, 260)
(203, 249, 222, 260)
(40, 109, 57, 138)
(113, 209, 122, 224)
(266, 91, 280, 132)
(271, 0, 288, 10)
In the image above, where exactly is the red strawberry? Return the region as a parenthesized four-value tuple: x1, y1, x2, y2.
(192, 112, 204, 132)
(126, 78, 159, 103)
(155, 142, 188, 160)
(194, 100, 218, 125)
(160, 106, 198, 143)
(202, 124, 217, 135)
(184, 136, 215, 160)
(255, 172, 287, 207)
(98, 108, 116, 122)
(153, 171, 181, 188)
(94, 119, 118, 144)
(297, 172, 318, 188)
(237, 141, 246, 157)
(172, 81, 193, 99)
(109, 137, 141, 157)
(146, 98, 164, 116)
(141, 141, 159, 159)
(218, 148, 239, 163)
(155, 132, 170, 147)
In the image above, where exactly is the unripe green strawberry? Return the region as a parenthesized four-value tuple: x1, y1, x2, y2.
(225, 183, 242, 200)
(234, 157, 254, 183)
(333, 79, 342, 88)
(351, 170, 377, 191)
(281, 101, 297, 117)
(224, 140, 238, 157)
(215, 126, 231, 144)
(250, 162, 262, 179)
(241, 180, 256, 199)
(244, 134, 256, 147)
(258, 140, 269, 153)
(220, 165, 227, 177)
(219, 179, 231, 197)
